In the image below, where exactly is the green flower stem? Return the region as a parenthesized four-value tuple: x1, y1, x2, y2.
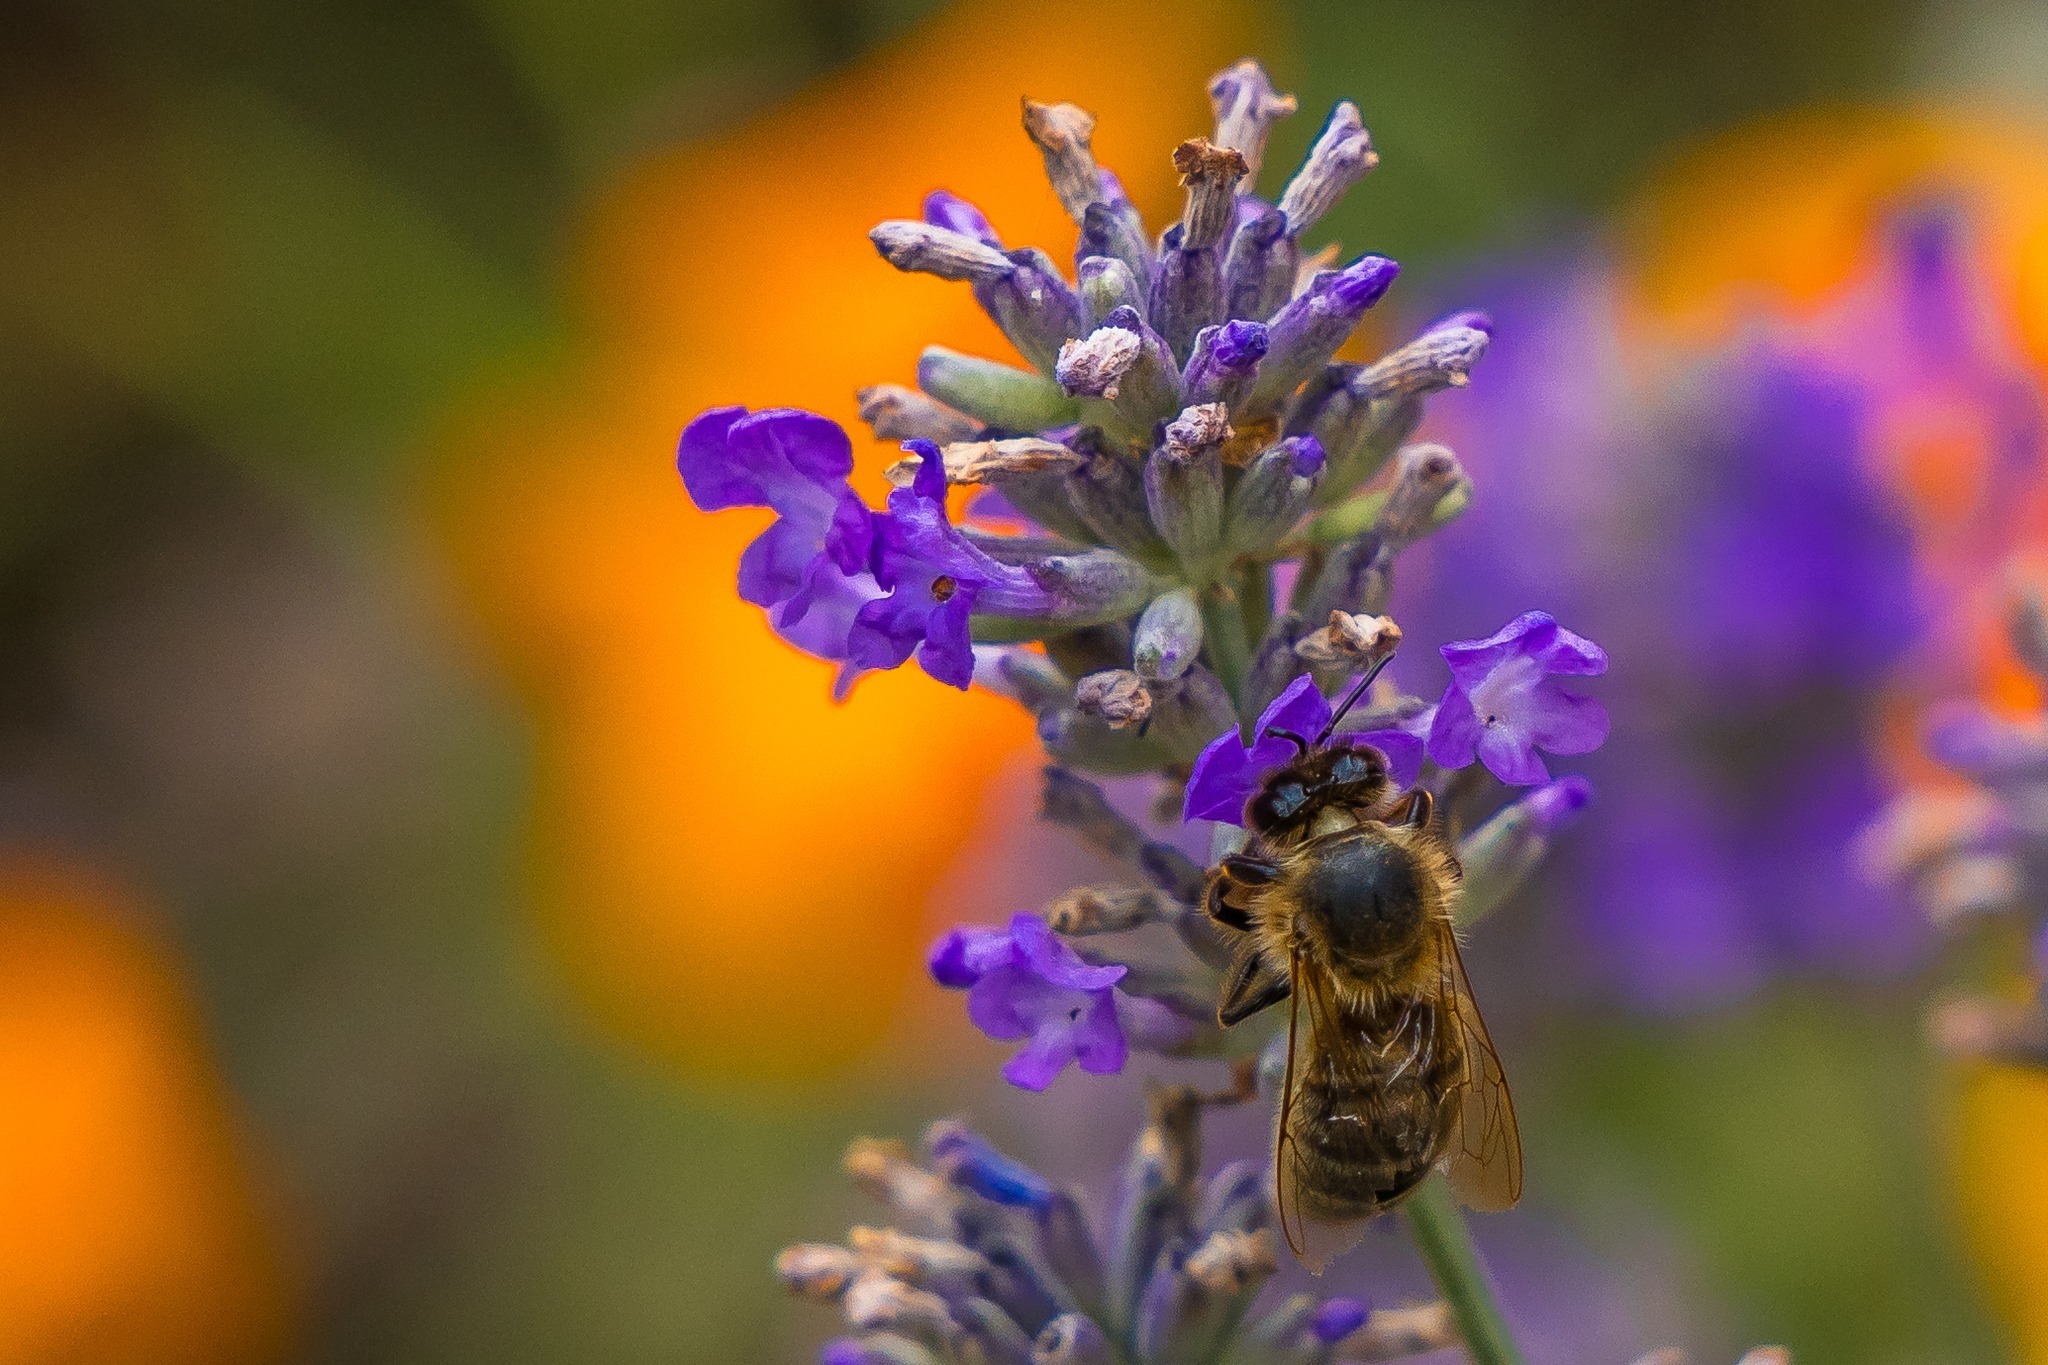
(1199, 580, 1253, 711)
(1404, 1178, 1524, 1365)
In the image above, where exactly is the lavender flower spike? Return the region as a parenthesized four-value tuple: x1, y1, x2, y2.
(1428, 610, 1610, 785)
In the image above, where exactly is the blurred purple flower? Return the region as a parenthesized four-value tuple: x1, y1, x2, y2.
(1182, 672, 1427, 825)
(1428, 611, 1609, 785)
(928, 911, 1189, 1090)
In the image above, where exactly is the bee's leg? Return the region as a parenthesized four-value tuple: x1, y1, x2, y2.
(1204, 853, 1280, 933)
(1387, 788, 1434, 829)
(1218, 943, 1291, 1026)
(1220, 853, 1280, 885)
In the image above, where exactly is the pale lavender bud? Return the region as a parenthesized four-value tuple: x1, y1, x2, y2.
(1144, 666, 1238, 764)
(1149, 224, 1225, 366)
(1134, 1229, 1277, 1364)
(1207, 58, 1297, 181)
(1022, 99, 1104, 224)
(1371, 443, 1466, 547)
(1277, 101, 1377, 236)
(1133, 588, 1204, 679)
(1196, 1159, 1271, 1236)
(1077, 256, 1143, 329)
(1107, 1087, 1202, 1330)
(1037, 708, 1157, 776)
(1026, 549, 1158, 624)
(1172, 138, 1250, 252)
(847, 1226, 991, 1299)
(1044, 884, 1177, 934)
(844, 1138, 963, 1237)
(918, 347, 1080, 432)
(1349, 324, 1490, 399)
(1031, 1192, 1105, 1318)
(977, 247, 1086, 375)
(985, 649, 1073, 713)
(922, 189, 1001, 247)
(857, 384, 980, 445)
(952, 1296, 1038, 1365)
(1225, 435, 1321, 554)
(1077, 200, 1155, 298)
(1074, 669, 1153, 730)
(1432, 307, 1494, 335)
(1147, 408, 1228, 572)
(1033, 1314, 1113, 1365)
(1245, 255, 1400, 412)
(843, 1272, 961, 1340)
(778, 1243, 863, 1300)
(1182, 319, 1269, 409)
(1243, 610, 1310, 721)
(871, 220, 1017, 282)
(1055, 327, 1142, 399)
(1457, 776, 1595, 928)
(1091, 306, 1183, 435)
(1341, 1303, 1459, 1362)
(1304, 379, 1422, 502)
(1065, 445, 1173, 564)
(1223, 204, 1297, 323)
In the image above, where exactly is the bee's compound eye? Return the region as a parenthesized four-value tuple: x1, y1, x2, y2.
(1331, 753, 1368, 783)
(1259, 782, 1307, 822)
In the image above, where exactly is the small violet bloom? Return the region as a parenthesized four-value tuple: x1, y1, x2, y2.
(928, 911, 1189, 1090)
(1428, 610, 1609, 785)
(847, 441, 1055, 689)
(1182, 672, 1428, 825)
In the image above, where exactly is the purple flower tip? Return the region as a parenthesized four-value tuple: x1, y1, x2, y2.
(1433, 307, 1495, 337)
(1525, 774, 1595, 831)
(1328, 254, 1400, 311)
(1427, 611, 1610, 786)
(927, 1124, 1057, 1209)
(1312, 1297, 1372, 1343)
(1284, 434, 1327, 478)
(1213, 319, 1270, 370)
(819, 1340, 866, 1365)
(922, 189, 1001, 247)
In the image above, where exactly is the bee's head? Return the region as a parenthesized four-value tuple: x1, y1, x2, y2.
(1244, 741, 1390, 837)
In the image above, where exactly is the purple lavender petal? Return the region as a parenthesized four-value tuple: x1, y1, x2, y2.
(675, 405, 761, 510)
(1113, 992, 1195, 1052)
(928, 923, 1013, 988)
(1003, 1026, 1081, 1091)
(1519, 683, 1610, 754)
(1183, 731, 1264, 823)
(1069, 991, 1131, 1075)
(966, 964, 1037, 1039)
(1312, 1297, 1371, 1343)
(1440, 611, 1559, 689)
(735, 516, 822, 608)
(916, 582, 980, 690)
(1475, 724, 1551, 785)
(846, 593, 928, 673)
(923, 189, 1002, 247)
(730, 406, 855, 485)
(1525, 775, 1595, 832)
(1256, 672, 1334, 740)
(1009, 912, 1127, 991)
(1353, 728, 1426, 789)
(1426, 685, 1485, 770)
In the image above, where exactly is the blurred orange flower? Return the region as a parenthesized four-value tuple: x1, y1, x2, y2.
(1622, 109, 2048, 1361)
(427, 0, 1258, 1082)
(0, 855, 288, 1365)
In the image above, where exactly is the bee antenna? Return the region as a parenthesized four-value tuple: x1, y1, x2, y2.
(1260, 726, 1312, 759)
(1315, 650, 1398, 745)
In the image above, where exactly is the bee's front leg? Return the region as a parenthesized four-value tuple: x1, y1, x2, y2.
(1203, 853, 1280, 933)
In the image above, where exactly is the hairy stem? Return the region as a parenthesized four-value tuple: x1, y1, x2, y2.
(1404, 1178, 1524, 1365)
(1199, 580, 1253, 710)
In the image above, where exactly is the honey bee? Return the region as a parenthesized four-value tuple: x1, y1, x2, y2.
(1202, 659, 1521, 1268)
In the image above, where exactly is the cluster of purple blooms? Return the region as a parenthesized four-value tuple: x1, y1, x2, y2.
(1860, 584, 2048, 1068)
(683, 58, 1615, 1364)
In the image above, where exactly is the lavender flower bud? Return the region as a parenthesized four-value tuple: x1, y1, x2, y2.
(1074, 670, 1153, 730)
(1305, 383, 1423, 504)
(919, 347, 1080, 432)
(1294, 611, 1400, 670)
(1077, 256, 1144, 329)
(822, 1334, 943, 1365)
(1338, 1303, 1458, 1362)
(1026, 549, 1158, 623)
(1032, 1192, 1106, 1317)
(1091, 306, 1183, 436)
(1277, 101, 1377, 237)
(1107, 1087, 1202, 1331)
(1225, 435, 1322, 554)
(1038, 708, 1159, 776)
(883, 438, 1080, 488)
(1146, 406, 1228, 573)
(844, 1138, 963, 1236)
(1371, 443, 1468, 547)
(1064, 449, 1174, 565)
(1079, 202, 1156, 299)
(1457, 776, 1595, 928)
(1045, 885, 1178, 934)
(1172, 138, 1250, 252)
(1133, 588, 1205, 679)
(1144, 667, 1238, 764)
(1182, 320, 1269, 409)
(925, 1121, 1058, 1210)
(983, 650, 1073, 714)
(922, 189, 1001, 246)
(843, 1272, 961, 1342)
(1243, 611, 1310, 723)
(1056, 327, 1142, 399)
(778, 1243, 863, 1299)
(1033, 1314, 1113, 1365)
(1207, 59, 1297, 181)
(858, 384, 980, 445)
(871, 220, 1018, 282)
(1022, 100, 1104, 223)
(1149, 225, 1224, 366)
(1196, 1158, 1271, 1236)
(978, 247, 1087, 375)
(1245, 255, 1400, 413)
(953, 1296, 1038, 1365)
(1134, 1229, 1278, 1364)
(1223, 205, 1297, 326)
(1349, 323, 1490, 398)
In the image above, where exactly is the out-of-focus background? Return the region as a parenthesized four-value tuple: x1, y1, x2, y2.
(7, 0, 2048, 1361)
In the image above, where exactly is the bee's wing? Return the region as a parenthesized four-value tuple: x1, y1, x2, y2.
(1425, 920, 1524, 1212)
(1273, 949, 1377, 1274)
